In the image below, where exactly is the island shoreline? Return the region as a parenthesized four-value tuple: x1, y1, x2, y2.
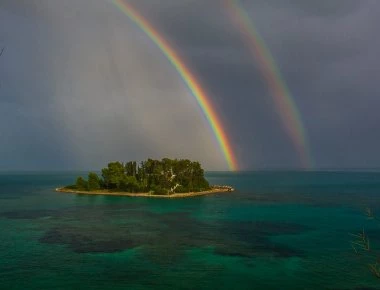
(55, 186, 234, 199)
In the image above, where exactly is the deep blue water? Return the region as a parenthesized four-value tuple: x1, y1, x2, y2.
(1, 171, 380, 289)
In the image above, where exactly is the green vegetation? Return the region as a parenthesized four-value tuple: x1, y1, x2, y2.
(67, 158, 211, 195)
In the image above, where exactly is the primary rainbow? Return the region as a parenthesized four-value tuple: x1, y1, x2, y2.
(112, 0, 238, 171)
(225, 0, 313, 168)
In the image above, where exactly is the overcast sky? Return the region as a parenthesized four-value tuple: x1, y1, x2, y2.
(0, 0, 379, 171)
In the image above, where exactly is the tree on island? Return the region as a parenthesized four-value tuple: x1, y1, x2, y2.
(68, 158, 211, 195)
(88, 172, 101, 191)
(75, 177, 88, 191)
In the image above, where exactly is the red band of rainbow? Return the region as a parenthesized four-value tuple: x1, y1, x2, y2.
(112, 0, 238, 171)
(226, 0, 313, 168)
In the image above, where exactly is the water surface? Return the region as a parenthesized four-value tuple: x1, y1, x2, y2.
(1, 171, 380, 289)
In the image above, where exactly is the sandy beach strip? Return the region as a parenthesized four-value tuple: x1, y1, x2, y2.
(55, 187, 234, 199)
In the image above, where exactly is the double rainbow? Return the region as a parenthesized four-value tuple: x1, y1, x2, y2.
(225, 0, 313, 168)
(112, 0, 238, 171)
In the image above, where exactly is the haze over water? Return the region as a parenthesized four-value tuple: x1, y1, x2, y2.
(1, 171, 380, 289)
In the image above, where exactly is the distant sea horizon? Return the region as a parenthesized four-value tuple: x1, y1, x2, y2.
(2, 167, 380, 173)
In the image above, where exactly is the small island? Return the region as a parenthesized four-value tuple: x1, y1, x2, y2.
(56, 158, 234, 198)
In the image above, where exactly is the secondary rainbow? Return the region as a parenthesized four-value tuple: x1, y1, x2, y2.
(112, 0, 238, 170)
(225, 0, 313, 168)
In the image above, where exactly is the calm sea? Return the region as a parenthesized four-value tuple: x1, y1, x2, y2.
(1, 171, 380, 289)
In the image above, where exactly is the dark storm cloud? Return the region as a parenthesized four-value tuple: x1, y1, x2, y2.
(132, 0, 380, 169)
(263, 0, 361, 18)
(1, 0, 379, 170)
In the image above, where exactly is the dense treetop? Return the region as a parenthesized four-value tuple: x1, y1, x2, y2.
(67, 158, 211, 195)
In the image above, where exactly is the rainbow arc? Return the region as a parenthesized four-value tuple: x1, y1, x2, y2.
(112, 0, 238, 171)
(225, 0, 313, 168)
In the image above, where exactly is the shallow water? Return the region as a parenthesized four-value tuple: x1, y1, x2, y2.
(1, 171, 380, 289)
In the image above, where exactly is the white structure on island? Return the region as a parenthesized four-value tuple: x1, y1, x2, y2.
(170, 183, 180, 193)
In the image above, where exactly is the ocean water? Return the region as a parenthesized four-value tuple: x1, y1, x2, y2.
(1, 171, 380, 289)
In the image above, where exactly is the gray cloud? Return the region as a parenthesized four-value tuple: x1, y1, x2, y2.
(136, 0, 380, 169)
(1, 0, 379, 170)
(0, 0, 225, 170)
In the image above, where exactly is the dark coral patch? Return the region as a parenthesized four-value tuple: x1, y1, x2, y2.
(35, 206, 310, 260)
(40, 227, 138, 253)
(212, 221, 311, 258)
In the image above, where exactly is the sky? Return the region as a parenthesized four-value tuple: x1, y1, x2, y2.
(0, 0, 379, 171)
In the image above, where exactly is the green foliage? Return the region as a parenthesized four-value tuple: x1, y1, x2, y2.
(102, 162, 125, 189)
(72, 158, 210, 195)
(119, 176, 139, 193)
(125, 161, 137, 177)
(88, 172, 101, 191)
(174, 185, 187, 193)
(151, 185, 168, 195)
(75, 177, 88, 191)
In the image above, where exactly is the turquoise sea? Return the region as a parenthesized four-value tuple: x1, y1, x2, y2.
(1, 171, 380, 289)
